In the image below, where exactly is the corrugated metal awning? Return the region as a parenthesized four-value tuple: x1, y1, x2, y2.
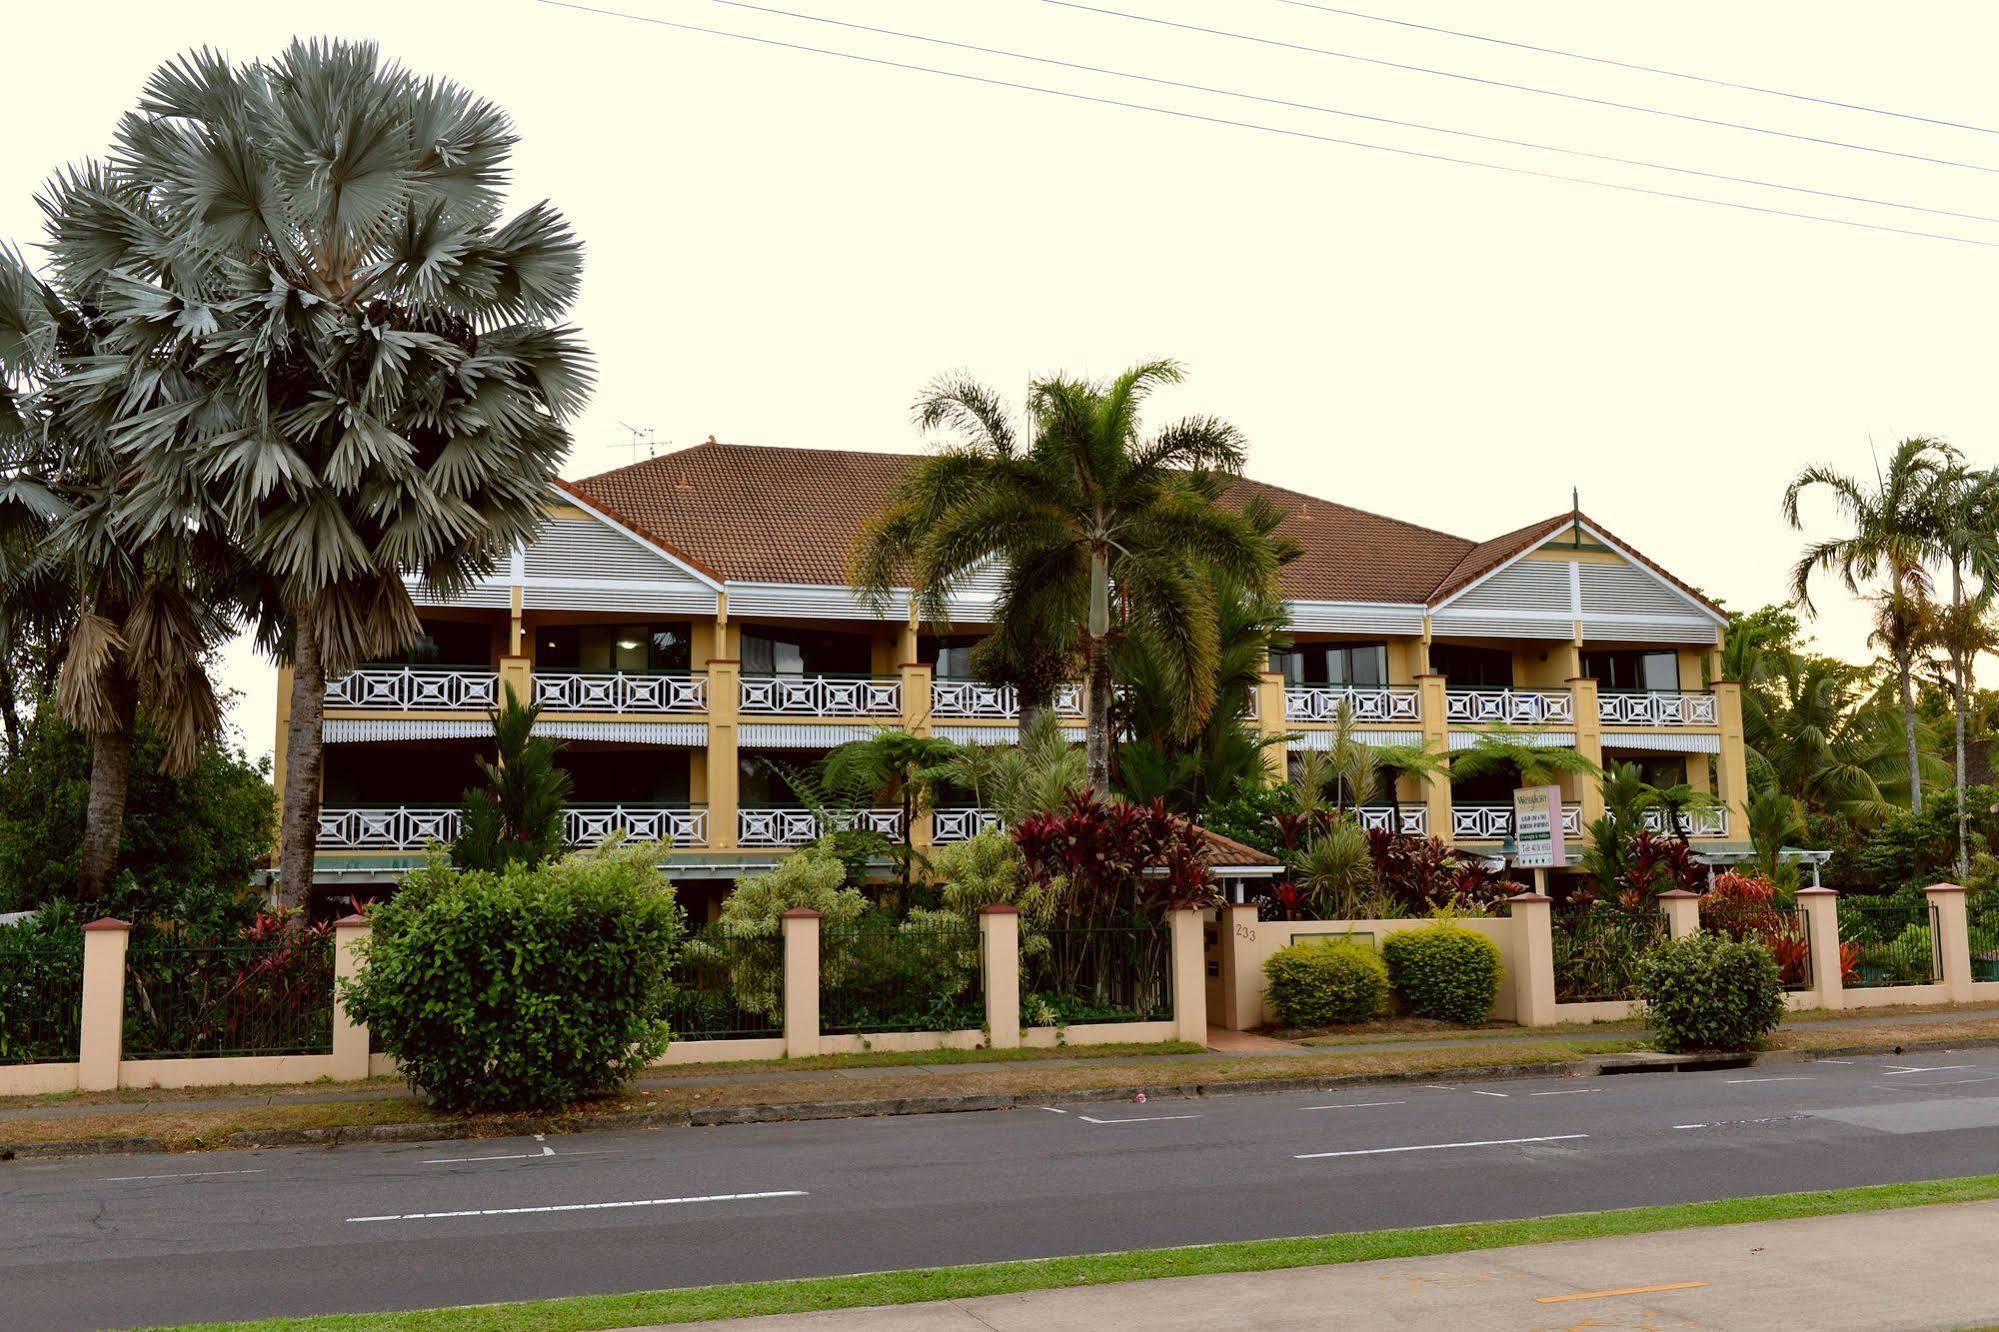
(1600, 732, 1721, 754)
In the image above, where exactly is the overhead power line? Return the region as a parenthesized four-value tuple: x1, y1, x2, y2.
(534, 0, 1999, 249)
(1042, 0, 1999, 176)
(698, 0, 1999, 228)
(1271, 0, 1999, 136)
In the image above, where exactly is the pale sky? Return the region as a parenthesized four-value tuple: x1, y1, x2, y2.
(7, 1, 1997, 761)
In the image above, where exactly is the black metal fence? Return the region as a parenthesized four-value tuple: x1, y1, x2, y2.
(1020, 924, 1173, 1025)
(1552, 902, 1663, 1003)
(1969, 894, 1999, 983)
(124, 937, 336, 1058)
(1838, 897, 1940, 989)
(821, 920, 984, 1035)
(0, 940, 84, 1065)
(666, 924, 784, 1041)
(1700, 900, 1814, 992)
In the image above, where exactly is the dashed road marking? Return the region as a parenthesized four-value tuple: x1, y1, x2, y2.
(1530, 1089, 1600, 1097)
(1303, 1100, 1407, 1111)
(348, 1189, 807, 1223)
(1881, 1065, 1973, 1075)
(1296, 1134, 1587, 1160)
(101, 1168, 267, 1183)
(1468, 1089, 1510, 1098)
(1725, 1076, 1811, 1084)
(1076, 1113, 1203, 1124)
(422, 1147, 557, 1164)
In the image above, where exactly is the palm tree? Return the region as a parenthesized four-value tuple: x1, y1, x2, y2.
(1919, 462, 1999, 875)
(0, 229, 236, 900)
(1784, 437, 1953, 812)
(452, 685, 572, 871)
(822, 730, 966, 896)
(1448, 723, 1602, 790)
(1372, 739, 1448, 834)
(854, 361, 1280, 791)
(77, 42, 593, 908)
(945, 709, 1085, 826)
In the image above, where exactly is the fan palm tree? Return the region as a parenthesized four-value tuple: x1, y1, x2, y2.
(1784, 437, 1953, 812)
(71, 42, 594, 908)
(0, 230, 237, 900)
(854, 360, 1280, 790)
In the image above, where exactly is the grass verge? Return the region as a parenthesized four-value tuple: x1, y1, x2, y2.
(166, 1173, 1999, 1331)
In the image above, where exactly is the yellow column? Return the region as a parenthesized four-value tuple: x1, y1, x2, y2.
(1797, 887, 1844, 1010)
(979, 906, 1021, 1049)
(1568, 674, 1604, 830)
(78, 919, 130, 1092)
(1257, 670, 1287, 783)
(1714, 680, 1751, 842)
(1169, 906, 1209, 1044)
(498, 655, 531, 709)
(331, 916, 372, 1081)
(1506, 893, 1557, 1027)
(1926, 882, 1975, 1003)
(781, 908, 821, 1058)
(1658, 889, 1701, 939)
(1416, 674, 1451, 841)
(509, 585, 524, 657)
(707, 656, 741, 850)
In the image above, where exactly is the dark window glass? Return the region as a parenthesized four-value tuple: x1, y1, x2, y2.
(740, 627, 873, 675)
(921, 635, 981, 678)
(1432, 644, 1513, 688)
(378, 618, 490, 667)
(537, 623, 691, 673)
(1270, 642, 1388, 686)
(1582, 649, 1680, 692)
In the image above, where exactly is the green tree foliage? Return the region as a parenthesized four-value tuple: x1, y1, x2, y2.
(945, 710, 1087, 829)
(711, 846, 868, 1018)
(822, 730, 964, 895)
(341, 842, 678, 1112)
(1382, 921, 1504, 1026)
(1448, 723, 1602, 789)
(452, 685, 572, 872)
(1636, 932, 1786, 1053)
(0, 710, 273, 919)
(1262, 938, 1387, 1028)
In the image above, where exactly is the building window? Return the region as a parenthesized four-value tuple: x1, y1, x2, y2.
(1582, 649, 1681, 693)
(1270, 642, 1388, 687)
(1431, 644, 1513, 688)
(537, 622, 692, 673)
(373, 618, 491, 667)
(740, 627, 873, 675)
(920, 635, 981, 678)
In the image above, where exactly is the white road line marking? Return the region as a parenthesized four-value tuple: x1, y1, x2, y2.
(1530, 1089, 1601, 1097)
(101, 1168, 267, 1182)
(1929, 1075, 1999, 1086)
(1296, 1134, 1587, 1160)
(1468, 1089, 1510, 1098)
(1880, 1065, 1973, 1075)
(1725, 1076, 1811, 1084)
(1817, 1059, 1855, 1065)
(1040, 1106, 1068, 1114)
(347, 1189, 807, 1223)
(1674, 1123, 1708, 1130)
(1076, 1114, 1203, 1124)
(1302, 1100, 1407, 1111)
(421, 1147, 557, 1165)
(1420, 1084, 1457, 1090)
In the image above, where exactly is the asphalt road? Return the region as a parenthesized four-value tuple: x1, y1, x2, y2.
(10, 1051, 1999, 1329)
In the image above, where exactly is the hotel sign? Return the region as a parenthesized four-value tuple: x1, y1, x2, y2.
(1513, 785, 1564, 870)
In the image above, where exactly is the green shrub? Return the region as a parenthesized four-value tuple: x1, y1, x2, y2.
(1383, 921, 1504, 1025)
(708, 845, 868, 1019)
(1635, 931, 1785, 1053)
(341, 841, 682, 1112)
(1263, 937, 1388, 1028)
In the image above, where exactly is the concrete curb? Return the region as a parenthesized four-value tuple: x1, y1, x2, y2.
(0, 1135, 168, 1160)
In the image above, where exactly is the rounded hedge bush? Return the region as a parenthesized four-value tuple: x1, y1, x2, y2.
(1382, 921, 1504, 1026)
(1635, 931, 1785, 1053)
(341, 842, 682, 1113)
(1263, 937, 1388, 1028)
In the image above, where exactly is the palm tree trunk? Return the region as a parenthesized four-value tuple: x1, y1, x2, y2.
(1085, 632, 1113, 793)
(0, 661, 19, 758)
(1953, 559, 1970, 877)
(75, 671, 138, 903)
(278, 616, 327, 915)
(1892, 568, 1923, 812)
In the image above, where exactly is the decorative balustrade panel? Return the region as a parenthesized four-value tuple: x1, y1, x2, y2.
(928, 680, 1083, 719)
(1640, 806, 1729, 838)
(1597, 690, 1718, 727)
(933, 808, 1002, 843)
(1356, 806, 1429, 836)
(318, 807, 461, 850)
(566, 805, 709, 848)
(737, 807, 905, 847)
(739, 674, 901, 717)
(1283, 685, 1422, 724)
(324, 667, 498, 711)
(1450, 803, 1583, 840)
(1444, 687, 1574, 725)
(535, 672, 707, 713)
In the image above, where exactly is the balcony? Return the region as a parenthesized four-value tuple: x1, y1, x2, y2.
(930, 680, 1083, 720)
(739, 673, 901, 718)
(1597, 689, 1718, 727)
(1445, 687, 1573, 726)
(738, 806, 904, 847)
(1355, 806, 1428, 836)
(1641, 806, 1730, 838)
(1451, 802, 1584, 841)
(1283, 685, 1421, 725)
(534, 671, 707, 714)
(317, 804, 709, 850)
(324, 667, 498, 712)
(933, 807, 1002, 843)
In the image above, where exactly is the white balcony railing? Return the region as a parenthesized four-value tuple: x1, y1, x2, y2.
(1283, 685, 1422, 725)
(1597, 690, 1719, 727)
(318, 806, 461, 850)
(933, 807, 1002, 843)
(1445, 687, 1574, 726)
(737, 806, 905, 847)
(535, 671, 707, 714)
(566, 804, 709, 848)
(1356, 806, 1428, 836)
(739, 674, 901, 718)
(1641, 806, 1730, 839)
(929, 680, 1084, 720)
(324, 667, 498, 711)
(1450, 802, 1584, 841)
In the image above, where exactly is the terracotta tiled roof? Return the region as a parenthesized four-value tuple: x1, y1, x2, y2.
(1191, 826, 1283, 869)
(564, 441, 1722, 618)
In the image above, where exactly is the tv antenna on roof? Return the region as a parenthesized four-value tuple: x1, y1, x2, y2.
(617, 422, 660, 463)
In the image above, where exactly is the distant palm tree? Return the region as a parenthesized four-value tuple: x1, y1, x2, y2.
(72, 42, 594, 908)
(1919, 462, 1999, 874)
(1918, 579, 1999, 874)
(854, 360, 1280, 790)
(1784, 437, 1953, 812)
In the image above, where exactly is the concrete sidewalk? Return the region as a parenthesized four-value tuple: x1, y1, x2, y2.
(665, 1198, 1999, 1331)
